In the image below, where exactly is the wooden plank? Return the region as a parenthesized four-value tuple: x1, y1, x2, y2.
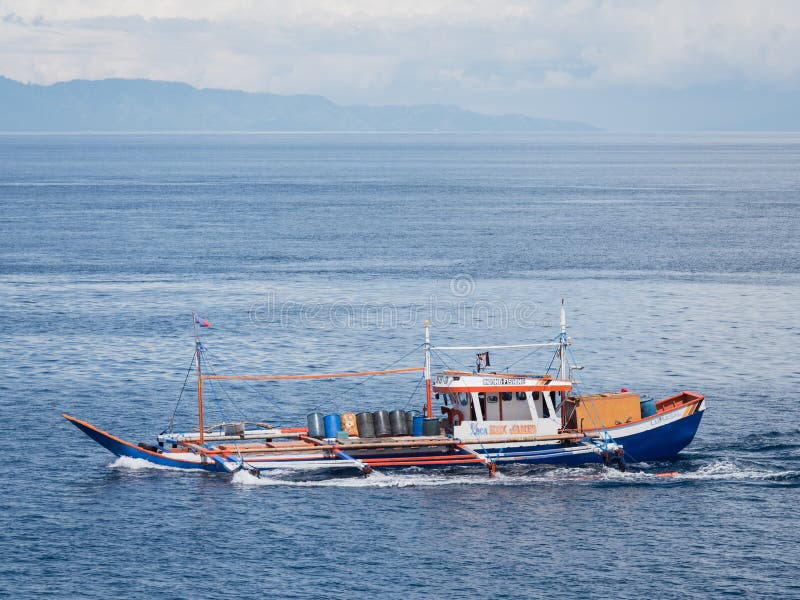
(302, 436, 329, 446)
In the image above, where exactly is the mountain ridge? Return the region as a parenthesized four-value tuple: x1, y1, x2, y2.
(0, 76, 598, 132)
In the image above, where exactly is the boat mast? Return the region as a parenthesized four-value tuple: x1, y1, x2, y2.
(193, 313, 205, 445)
(560, 298, 568, 380)
(559, 299, 568, 429)
(424, 320, 432, 418)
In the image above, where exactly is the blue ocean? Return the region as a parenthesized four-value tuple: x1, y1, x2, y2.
(1, 132, 798, 598)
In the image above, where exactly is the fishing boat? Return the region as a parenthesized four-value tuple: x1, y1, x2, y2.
(64, 301, 705, 477)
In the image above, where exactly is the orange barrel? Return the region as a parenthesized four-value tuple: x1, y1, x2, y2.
(340, 412, 359, 436)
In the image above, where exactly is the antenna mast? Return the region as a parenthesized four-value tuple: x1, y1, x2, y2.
(193, 313, 205, 445)
(560, 298, 568, 381)
(424, 320, 432, 418)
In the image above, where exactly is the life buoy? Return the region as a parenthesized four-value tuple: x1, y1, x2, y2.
(446, 408, 465, 427)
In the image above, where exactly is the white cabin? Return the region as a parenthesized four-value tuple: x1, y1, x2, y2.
(433, 371, 571, 441)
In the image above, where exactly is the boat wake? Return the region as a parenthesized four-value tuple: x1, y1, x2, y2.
(229, 458, 800, 487)
(231, 468, 483, 488)
(673, 459, 800, 482)
(108, 456, 184, 471)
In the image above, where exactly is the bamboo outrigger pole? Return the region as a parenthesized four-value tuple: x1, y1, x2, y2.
(203, 367, 423, 381)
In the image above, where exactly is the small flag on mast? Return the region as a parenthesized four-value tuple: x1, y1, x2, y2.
(476, 351, 490, 372)
(194, 315, 211, 327)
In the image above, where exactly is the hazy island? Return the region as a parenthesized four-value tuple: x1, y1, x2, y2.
(0, 76, 597, 132)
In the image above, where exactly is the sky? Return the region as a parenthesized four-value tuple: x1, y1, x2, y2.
(1, 0, 799, 130)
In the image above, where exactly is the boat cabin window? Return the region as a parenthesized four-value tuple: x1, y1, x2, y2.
(485, 393, 501, 421)
(495, 390, 532, 421)
(457, 392, 469, 406)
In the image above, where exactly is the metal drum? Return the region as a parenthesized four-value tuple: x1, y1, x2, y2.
(306, 412, 325, 438)
(372, 410, 393, 437)
(404, 411, 416, 435)
(389, 409, 408, 436)
(356, 412, 376, 438)
(323, 413, 341, 439)
(422, 418, 440, 437)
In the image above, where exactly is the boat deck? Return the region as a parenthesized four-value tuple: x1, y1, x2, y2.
(214, 435, 459, 454)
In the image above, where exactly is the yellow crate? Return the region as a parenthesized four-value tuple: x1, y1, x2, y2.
(565, 392, 641, 430)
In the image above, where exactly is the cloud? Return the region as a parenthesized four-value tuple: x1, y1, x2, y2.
(1, 0, 799, 120)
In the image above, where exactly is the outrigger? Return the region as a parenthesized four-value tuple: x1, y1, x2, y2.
(64, 301, 705, 478)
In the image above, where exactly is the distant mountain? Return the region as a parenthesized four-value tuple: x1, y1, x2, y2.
(0, 76, 597, 132)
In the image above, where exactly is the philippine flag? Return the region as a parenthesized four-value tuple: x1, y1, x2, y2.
(194, 315, 211, 327)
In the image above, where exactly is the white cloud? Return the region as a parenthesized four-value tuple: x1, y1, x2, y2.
(1, 0, 799, 109)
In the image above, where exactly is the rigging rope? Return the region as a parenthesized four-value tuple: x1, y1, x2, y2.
(201, 345, 277, 420)
(200, 341, 426, 416)
(400, 374, 425, 412)
(199, 346, 252, 422)
(503, 334, 560, 371)
(163, 353, 197, 435)
(430, 347, 467, 372)
(563, 344, 633, 463)
(335, 343, 426, 411)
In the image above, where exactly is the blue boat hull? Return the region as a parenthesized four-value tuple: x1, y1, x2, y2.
(472, 408, 704, 466)
(64, 404, 704, 473)
(616, 410, 704, 462)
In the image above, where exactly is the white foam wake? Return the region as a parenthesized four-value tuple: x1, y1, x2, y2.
(231, 467, 493, 488)
(108, 456, 181, 471)
(674, 459, 797, 481)
(108, 456, 796, 486)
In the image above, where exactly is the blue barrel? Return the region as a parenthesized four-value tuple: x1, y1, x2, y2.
(412, 415, 424, 437)
(640, 398, 657, 418)
(323, 413, 342, 439)
(306, 412, 325, 438)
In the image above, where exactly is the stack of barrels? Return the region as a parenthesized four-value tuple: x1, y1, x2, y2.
(307, 409, 440, 439)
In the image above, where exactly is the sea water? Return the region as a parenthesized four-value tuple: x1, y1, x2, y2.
(1, 132, 798, 598)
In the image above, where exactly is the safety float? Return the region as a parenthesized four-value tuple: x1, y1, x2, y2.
(64, 301, 705, 477)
